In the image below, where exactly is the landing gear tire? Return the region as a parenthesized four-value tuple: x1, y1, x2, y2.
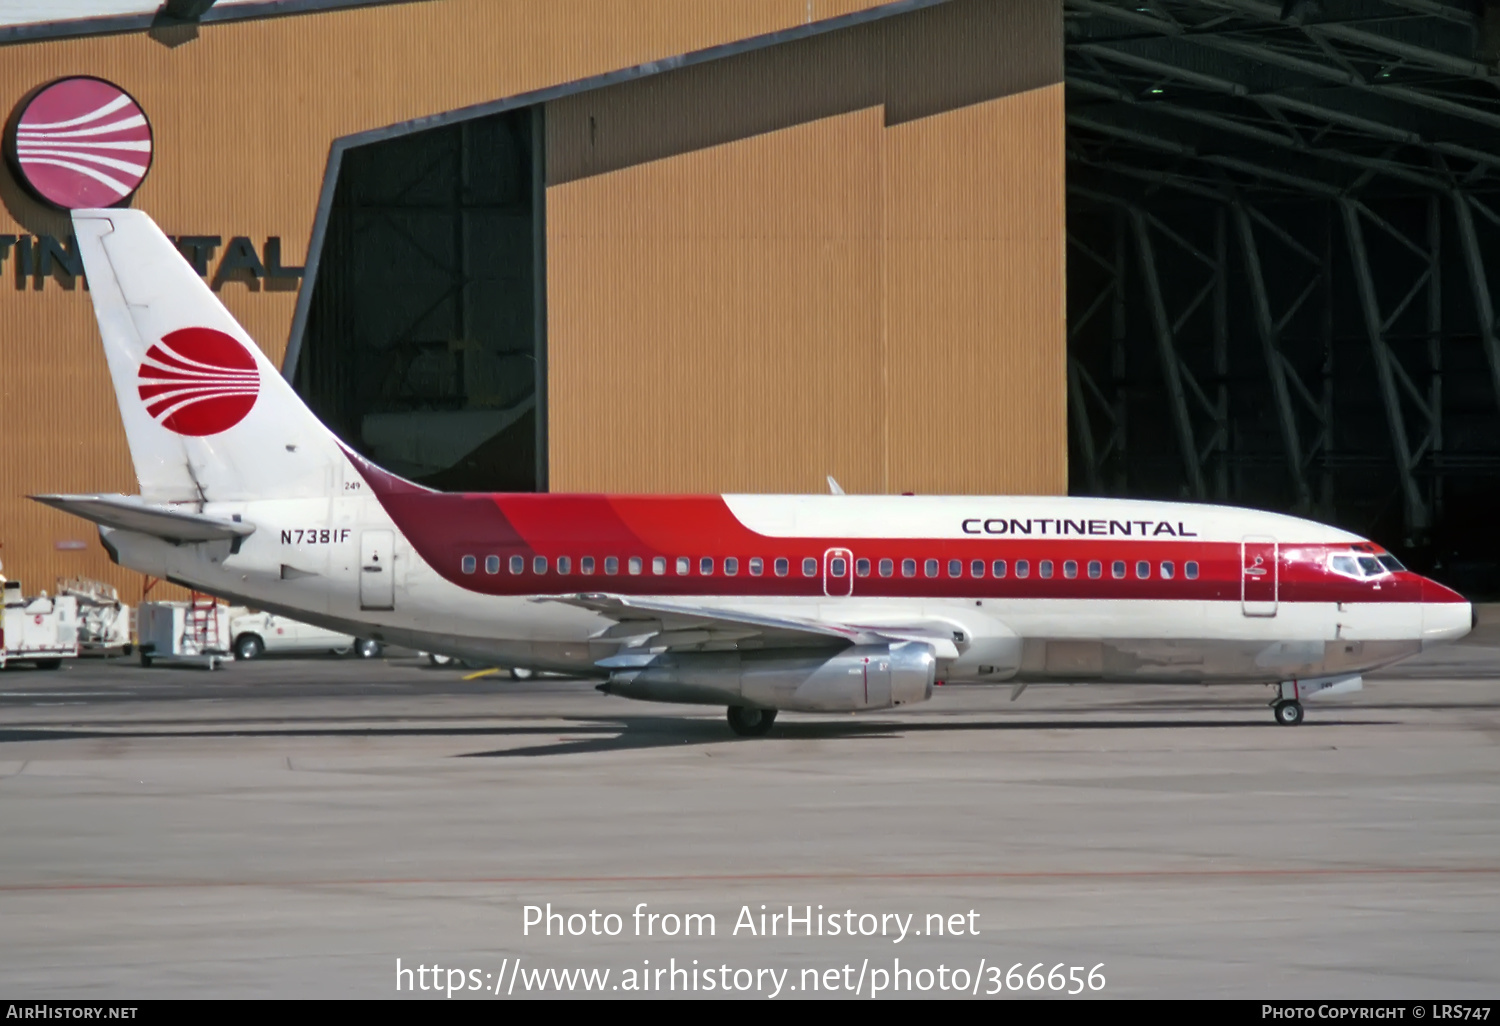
(726, 705, 777, 737)
(356, 639, 383, 659)
(234, 634, 264, 661)
(1274, 700, 1304, 726)
(139, 651, 153, 668)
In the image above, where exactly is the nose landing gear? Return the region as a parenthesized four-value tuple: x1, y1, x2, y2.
(1272, 699, 1304, 726)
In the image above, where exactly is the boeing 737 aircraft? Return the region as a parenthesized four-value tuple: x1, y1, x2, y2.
(35, 209, 1473, 734)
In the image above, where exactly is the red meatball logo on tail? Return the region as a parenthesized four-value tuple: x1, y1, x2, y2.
(137, 327, 260, 436)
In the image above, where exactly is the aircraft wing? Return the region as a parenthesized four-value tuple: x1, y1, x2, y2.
(30, 493, 255, 545)
(540, 593, 961, 665)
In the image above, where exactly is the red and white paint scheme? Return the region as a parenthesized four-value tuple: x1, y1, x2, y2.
(6, 78, 152, 210)
(38, 209, 1472, 734)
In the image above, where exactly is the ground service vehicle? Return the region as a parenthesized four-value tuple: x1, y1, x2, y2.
(227, 609, 381, 660)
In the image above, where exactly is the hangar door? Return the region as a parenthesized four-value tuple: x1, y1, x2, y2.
(296, 105, 546, 493)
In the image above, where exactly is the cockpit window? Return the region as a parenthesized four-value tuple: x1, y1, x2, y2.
(1377, 554, 1405, 573)
(1331, 553, 1391, 579)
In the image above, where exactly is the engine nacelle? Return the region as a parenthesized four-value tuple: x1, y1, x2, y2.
(602, 643, 936, 712)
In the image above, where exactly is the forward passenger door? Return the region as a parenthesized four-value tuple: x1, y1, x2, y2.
(1241, 536, 1278, 617)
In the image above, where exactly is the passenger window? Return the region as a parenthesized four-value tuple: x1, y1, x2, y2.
(992, 560, 1007, 578)
(879, 558, 894, 578)
(533, 555, 548, 574)
(1160, 561, 1174, 580)
(970, 559, 985, 578)
(902, 558, 917, 578)
(1039, 560, 1053, 579)
(605, 556, 619, 575)
(485, 555, 500, 575)
(1185, 561, 1199, 579)
(461, 555, 476, 574)
(510, 554, 524, 574)
(700, 557, 713, 576)
(1087, 560, 1101, 579)
(675, 556, 689, 576)
(1136, 560, 1149, 579)
(1063, 560, 1077, 579)
(557, 556, 571, 575)
(831, 557, 847, 577)
(948, 559, 962, 578)
(1112, 560, 1126, 579)
(581, 556, 595, 575)
(924, 558, 939, 578)
(725, 557, 739, 576)
(803, 557, 817, 577)
(1015, 560, 1030, 579)
(856, 558, 871, 577)
(628, 556, 642, 575)
(774, 557, 789, 577)
(1357, 556, 1384, 576)
(653, 556, 667, 575)
(749, 557, 764, 576)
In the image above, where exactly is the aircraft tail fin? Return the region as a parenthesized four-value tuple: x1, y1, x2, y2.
(72, 208, 345, 503)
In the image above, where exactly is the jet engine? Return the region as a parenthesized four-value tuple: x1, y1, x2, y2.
(600, 643, 936, 712)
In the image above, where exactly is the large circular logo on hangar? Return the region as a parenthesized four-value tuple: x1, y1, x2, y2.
(5, 77, 153, 210)
(137, 327, 261, 437)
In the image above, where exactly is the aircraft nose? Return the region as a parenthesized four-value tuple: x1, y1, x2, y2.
(1418, 575, 1472, 648)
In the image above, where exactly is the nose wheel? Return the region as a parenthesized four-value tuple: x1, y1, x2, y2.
(1272, 699, 1304, 726)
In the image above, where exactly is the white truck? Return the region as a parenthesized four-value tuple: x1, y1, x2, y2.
(0, 578, 80, 670)
(227, 609, 382, 661)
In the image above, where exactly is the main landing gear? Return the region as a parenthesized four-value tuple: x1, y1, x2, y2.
(726, 705, 777, 737)
(1272, 699, 1304, 726)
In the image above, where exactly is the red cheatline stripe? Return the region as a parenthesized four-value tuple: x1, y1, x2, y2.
(1, 866, 1497, 893)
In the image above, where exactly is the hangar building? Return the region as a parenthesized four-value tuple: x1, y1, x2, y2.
(5, 0, 1500, 599)
(0, 0, 1065, 596)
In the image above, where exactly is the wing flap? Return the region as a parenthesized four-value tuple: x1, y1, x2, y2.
(31, 493, 255, 544)
(542, 593, 859, 650)
(542, 593, 962, 660)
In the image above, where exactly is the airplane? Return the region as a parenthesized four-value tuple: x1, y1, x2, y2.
(33, 208, 1473, 734)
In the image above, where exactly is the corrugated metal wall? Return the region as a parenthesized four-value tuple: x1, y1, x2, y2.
(0, 0, 1064, 598)
(546, 0, 1065, 496)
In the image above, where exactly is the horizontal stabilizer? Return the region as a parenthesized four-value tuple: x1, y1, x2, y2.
(30, 494, 256, 544)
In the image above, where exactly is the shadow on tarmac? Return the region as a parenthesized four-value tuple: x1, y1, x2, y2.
(0, 714, 1384, 756)
(454, 715, 1387, 758)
